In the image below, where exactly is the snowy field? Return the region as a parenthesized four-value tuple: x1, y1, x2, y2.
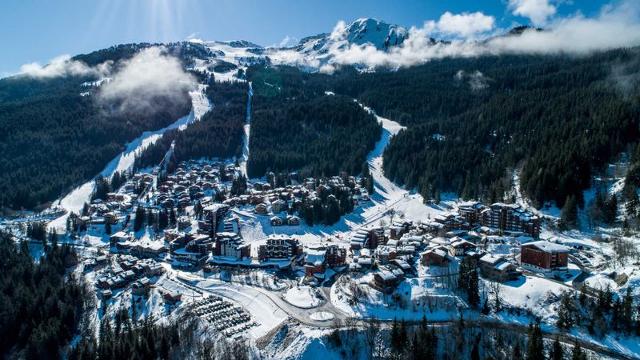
(282, 286, 323, 309)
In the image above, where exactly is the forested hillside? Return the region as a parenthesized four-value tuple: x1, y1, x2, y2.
(369, 50, 640, 207)
(246, 66, 381, 178)
(0, 47, 193, 210)
(0, 232, 88, 359)
(132, 80, 246, 170)
(247, 48, 640, 208)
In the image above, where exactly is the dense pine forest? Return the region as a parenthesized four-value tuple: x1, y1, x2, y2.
(247, 47, 640, 209)
(0, 232, 89, 359)
(246, 66, 382, 178)
(70, 312, 251, 360)
(0, 50, 192, 211)
(133, 79, 246, 171)
(371, 50, 640, 208)
(3, 43, 639, 214)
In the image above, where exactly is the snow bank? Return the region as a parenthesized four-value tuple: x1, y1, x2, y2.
(309, 311, 334, 321)
(282, 286, 323, 309)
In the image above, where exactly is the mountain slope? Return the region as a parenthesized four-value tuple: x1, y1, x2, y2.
(242, 46, 640, 209)
(0, 46, 195, 210)
(293, 18, 407, 56)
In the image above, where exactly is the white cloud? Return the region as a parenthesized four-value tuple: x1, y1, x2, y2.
(509, 0, 557, 26)
(455, 70, 491, 90)
(98, 47, 196, 112)
(329, 21, 348, 42)
(428, 11, 496, 38)
(320, 0, 640, 70)
(489, 1, 640, 54)
(185, 32, 205, 44)
(269, 49, 320, 69)
(19, 55, 111, 78)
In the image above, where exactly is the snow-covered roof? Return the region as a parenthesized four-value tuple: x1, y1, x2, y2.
(495, 261, 513, 271)
(479, 254, 503, 265)
(305, 249, 326, 265)
(523, 240, 570, 253)
(375, 269, 396, 281)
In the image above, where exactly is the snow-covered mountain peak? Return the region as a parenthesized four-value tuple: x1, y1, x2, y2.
(342, 17, 407, 49)
(293, 18, 407, 54)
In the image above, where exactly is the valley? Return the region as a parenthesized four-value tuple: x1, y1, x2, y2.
(1, 12, 640, 360)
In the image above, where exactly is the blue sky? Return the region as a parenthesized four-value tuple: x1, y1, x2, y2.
(0, 0, 612, 75)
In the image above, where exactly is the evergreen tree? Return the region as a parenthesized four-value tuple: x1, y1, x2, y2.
(169, 208, 177, 227)
(147, 208, 156, 228)
(105, 221, 112, 235)
(92, 175, 111, 201)
(557, 292, 575, 330)
(513, 341, 523, 360)
(158, 210, 169, 230)
(231, 174, 248, 195)
(81, 202, 90, 217)
(362, 162, 374, 194)
(134, 206, 145, 232)
(621, 288, 634, 334)
(625, 191, 639, 219)
(560, 195, 578, 229)
(571, 343, 586, 360)
(603, 195, 618, 225)
(471, 341, 480, 360)
(325, 196, 341, 225)
(459, 257, 480, 308)
(194, 201, 203, 219)
(526, 323, 544, 360)
(550, 337, 564, 360)
(390, 318, 405, 358)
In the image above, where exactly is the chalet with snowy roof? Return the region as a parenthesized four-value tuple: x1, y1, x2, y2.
(131, 241, 166, 258)
(390, 258, 412, 273)
(373, 264, 405, 290)
(375, 245, 397, 264)
(350, 229, 369, 250)
(172, 246, 208, 265)
(389, 220, 412, 240)
(163, 291, 182, 304)
(286, 215, 300, 226)
(420, 247, 451, 267)
(520, 241, 570, 272)
(103, 212, 119, 225)
(110, 231, 131, 246)
(132, 277, 151, 296)
(478, 254, 520, 281)
(177, 216, 191, 231)
(254, 202, 268, 215)
(271, 199, 287, 213)
(270, 216, 284, 226)
(434, 214, 469, 232)
(448, 238, 477, 257)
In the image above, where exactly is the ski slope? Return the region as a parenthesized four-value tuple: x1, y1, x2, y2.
(236, 101, 448, 247)
(48, 85, 211, 231)
(239, 82, 253, 176)
(357, 102, 445, 224)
